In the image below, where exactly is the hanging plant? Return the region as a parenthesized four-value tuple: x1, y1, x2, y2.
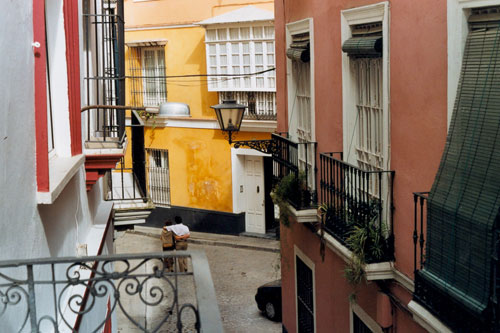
(270, 171, 310, 227)
(344, 211, 388, 285)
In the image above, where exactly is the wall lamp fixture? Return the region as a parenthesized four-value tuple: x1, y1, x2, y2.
(211, 100, 277, 154)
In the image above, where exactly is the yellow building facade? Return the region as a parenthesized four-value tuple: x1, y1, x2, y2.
(123, 0, 276, 234)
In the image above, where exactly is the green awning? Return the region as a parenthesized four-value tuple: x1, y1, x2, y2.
(341, 36, 382, 58)
(286, 32, 310, 63)
(420, 8, 500, 316)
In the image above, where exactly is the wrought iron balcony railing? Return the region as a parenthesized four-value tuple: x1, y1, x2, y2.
(219, 92, 277, 121)
(0, 251, 222, 332)
(271, 133, 317, 210)
(319, 152, 395, 263)
(107, 157, 148, 202)
(412, 191, 500, 332)
(81, 105, 149, 149)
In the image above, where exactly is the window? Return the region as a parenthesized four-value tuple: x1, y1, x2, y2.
(296, 255, 314, 333)
(341, 3, 389, 211)
(219, 91, 276, 119)
(146, 148, 171, 206)
(286, 19, 315, 190)
(205, 25, 275, 91)
(142, 48, 167, 106)
(344, 23, 384, 173)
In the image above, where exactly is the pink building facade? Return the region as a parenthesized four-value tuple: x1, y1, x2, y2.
(275, 0, 500, 332)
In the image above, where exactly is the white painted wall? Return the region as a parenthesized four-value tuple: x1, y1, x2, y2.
(0, 1, 114, 330)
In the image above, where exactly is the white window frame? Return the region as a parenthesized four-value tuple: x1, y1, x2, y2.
(350, 300, 383, 333)
(45, 0, 71, 158)
(447, 0, 500, 128)
(341, 2, 389, 171)
(286, 18, 315, 144)
(286, 18, 316, 191)
(205, 23, 276, 92)
(141, 47, 167, 107)
(294, 245, 316, 333)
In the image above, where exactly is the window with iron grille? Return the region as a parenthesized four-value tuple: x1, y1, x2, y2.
(205, 25, 275, 91)
(289, 31, 314, 190)
(127, 46, 167, 107)
(343, 22, 385, 200)
(142, 48, 167, 106)
(219, 91, 276, 120)
(147, 148, 170, 206)
(296, 256, 314, 333)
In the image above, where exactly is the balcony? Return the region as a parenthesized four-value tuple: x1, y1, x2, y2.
(0, 251, 222, 332)
(410, 192, 498, 333)
(318, 152, 394, 279)
(271, 133, 317, 222)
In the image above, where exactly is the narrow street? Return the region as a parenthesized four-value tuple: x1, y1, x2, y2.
(115, 229, 281, 332)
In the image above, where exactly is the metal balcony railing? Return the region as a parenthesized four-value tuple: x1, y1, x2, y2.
(107, 157, 148, 202)
(271, 133, 317, 210)
(413, 192, 429, 275)
(319, 152, 395, 263)
(219, 92, 277, 121)
(0, 251, 222, 332)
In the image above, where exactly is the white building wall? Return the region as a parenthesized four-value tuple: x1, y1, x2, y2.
(0, 1, 114, 331)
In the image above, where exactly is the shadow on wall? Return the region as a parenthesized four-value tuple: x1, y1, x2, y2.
(145, 206, 245, 235)
(39, 172, 89, 257)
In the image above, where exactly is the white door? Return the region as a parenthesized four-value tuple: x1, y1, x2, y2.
(244, 156, 265, 234)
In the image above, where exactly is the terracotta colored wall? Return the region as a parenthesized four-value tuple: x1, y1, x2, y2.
(124, 0, 273, 28)
(389, 0, 448, 278)
(281, 223, 427, 333)
(276, 0, 449, 331)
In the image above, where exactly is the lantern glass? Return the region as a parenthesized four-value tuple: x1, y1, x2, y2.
(211, 100, 246, 132)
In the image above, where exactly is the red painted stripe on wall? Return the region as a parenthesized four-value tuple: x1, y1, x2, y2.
(64, 0, 82, 156)
(33, 0, 49, 192)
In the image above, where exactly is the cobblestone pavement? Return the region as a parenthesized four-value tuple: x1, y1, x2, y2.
(115, 230, 281, 333)
(189, 243, 281, 333)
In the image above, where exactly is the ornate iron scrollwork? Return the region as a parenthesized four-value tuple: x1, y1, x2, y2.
(0, 251, 221, 332)
(226, 131, 279, 155)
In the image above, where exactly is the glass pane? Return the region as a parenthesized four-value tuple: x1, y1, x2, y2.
(231, 43, 239, 53)
(217, 29, 227, 40)
(253, 26, 263, 38)
(255, 42, 263, 53)
(255, 54, 263, 65)
(209, 44, 216, 55)
(242, 42, 249, 53)
(264, 26, 274, 38)
(206, 29, 216, 41)
(232, 55, 239, 65)
(266, 42, 274, 53)
(220, 55, 227, 65)
(240, 27, 250, 39)
(229, 28, 239, 40)
(219, 43, 227, 54)
(257, 77, 264, 88)
(267, 54, 275, 65)
(243, 55, 250, 65)
(210, 56, 216, 66)
(233, 66, 240, 74)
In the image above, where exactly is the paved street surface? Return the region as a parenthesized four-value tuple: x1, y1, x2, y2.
(115, 229, 281, 332)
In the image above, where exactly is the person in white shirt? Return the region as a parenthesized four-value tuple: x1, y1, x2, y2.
(166, 216, 190, 272)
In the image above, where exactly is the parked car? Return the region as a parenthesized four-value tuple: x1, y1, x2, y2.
(255, 279, 282, 321)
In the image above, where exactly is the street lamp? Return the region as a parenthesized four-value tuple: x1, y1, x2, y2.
(211, 100, 277, 154)
(210, 100, 246, 144)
